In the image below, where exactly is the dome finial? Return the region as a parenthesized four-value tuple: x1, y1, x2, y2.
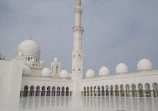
(30, 34, 32, 40)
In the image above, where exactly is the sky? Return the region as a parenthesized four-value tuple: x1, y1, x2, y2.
(0, 0, 158, 76)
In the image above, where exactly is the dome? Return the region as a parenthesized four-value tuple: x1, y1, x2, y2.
(60, 70, 69, 78)
(22, 66, 31, 76)
(18, 52, 23, 56)
(116, 63, 128, 74)
(31, 58, 36, 62)
(54, 58, 58, 61)
(137, 58, 152, 72)
(18, 40, 40, 57)
(40, 61, 44, 64)
(86, 69, 95, 78)
(99, 66, 110, 76)
(41, 68, 51, 76)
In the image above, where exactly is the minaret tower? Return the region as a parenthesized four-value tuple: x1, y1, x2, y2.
(72, 0, 84, 96)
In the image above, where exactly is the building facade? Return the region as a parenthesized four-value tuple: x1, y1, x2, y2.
(0, 0, 158, 100)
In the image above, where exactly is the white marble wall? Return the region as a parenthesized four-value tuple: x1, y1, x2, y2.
(0, 59, 23, 101)
(80, 70, 158, 92)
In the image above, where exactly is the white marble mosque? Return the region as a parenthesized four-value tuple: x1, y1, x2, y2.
(0, 0, 158, 105)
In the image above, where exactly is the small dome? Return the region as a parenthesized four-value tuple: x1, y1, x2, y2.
(99, 66, 110, 76)
(31, 58, 36, 62)
(86, 69, 95, 78)
(41, 68, 51, 76)
(137, 58, 152, 72)
(116, 63, 128, 74)
(22, 66, 31, 76)
(40, 61, 44, 64)
(60, 70, 69, 78)
(54, 58, 58, 61)
(18, 40, 40, 57)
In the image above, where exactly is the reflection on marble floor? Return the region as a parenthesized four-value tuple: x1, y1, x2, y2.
(16, 96, 158, 111)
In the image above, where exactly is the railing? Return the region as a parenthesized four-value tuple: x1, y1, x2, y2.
(81, 90, 158, 97)
(20, 91, 72, 97)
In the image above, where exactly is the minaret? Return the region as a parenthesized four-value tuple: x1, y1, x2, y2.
(72, 0, 84, 96)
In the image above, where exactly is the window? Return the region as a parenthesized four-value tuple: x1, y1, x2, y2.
(52, 67, 53, 73)
(56, 66, 58, 74)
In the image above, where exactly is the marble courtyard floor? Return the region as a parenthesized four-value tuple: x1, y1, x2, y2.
(0, 96, 158, 111)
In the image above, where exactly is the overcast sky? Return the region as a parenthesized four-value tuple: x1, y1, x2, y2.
(0, 0, 158, 75)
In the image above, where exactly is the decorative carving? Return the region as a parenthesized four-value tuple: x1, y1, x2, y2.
(74, 8, 82, 14)
(78, 68, 81, 72)
(75, 0, 81, 5)
(73, 69, 75, 72)
(73, 55, 75, 58)
(72, 26, 84, 33)
(79, 54, 81, 58)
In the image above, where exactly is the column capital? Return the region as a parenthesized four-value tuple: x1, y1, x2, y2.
(74, 8, 82, 14)
(75, 0, 81, 6)
(72, 26, 84, 34)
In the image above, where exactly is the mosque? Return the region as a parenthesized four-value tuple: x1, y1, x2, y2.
(0, 0, 158, 100)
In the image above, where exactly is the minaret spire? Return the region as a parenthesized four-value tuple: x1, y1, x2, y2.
(72, 0, 84, 96)
(72, 0, 84, 51)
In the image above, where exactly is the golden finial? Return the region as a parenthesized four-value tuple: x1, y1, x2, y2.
(30, 34, 32, 40)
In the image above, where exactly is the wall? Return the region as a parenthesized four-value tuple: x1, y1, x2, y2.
(21, 76, 73, 91)
(0, 59, 23, 101)
(80, 71, 158, 91)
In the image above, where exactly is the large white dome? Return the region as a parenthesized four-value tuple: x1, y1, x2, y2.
(99, 66, 110, 76)
(22, 66, 31, 76)
(116, 63, 128, 74)
(60, 70, 69, 78)
(86, 69, 95, 78)
(41, 68, 51, 77)
(137, 58, 152, 72)
(18, 40, 40, 57)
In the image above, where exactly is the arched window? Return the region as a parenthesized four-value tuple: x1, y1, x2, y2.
(115, 85, 119, 96)
(41, 86, 45, 96)
(120, 84, 124, 97)
(56, 66, 58, 74)
(47, 86, 51, 96)
(57, 86, 60, 96)
(110, 85, 113, 96)
(84, 87, 86, 96)
(23, 85, 28, 97)
(131, 84, 137, 97)
(66, 87, 69, 96)
(87, 87, 89, 96)
(52, 86, 55, 96)
(35, 86, 40, 96)
(106, 85, 109, 96)
(152, 82, 158, 97)
(125, 84, 130, 97)
(98, 86, 100, 96)
(101, 86, 104, 96)
(30, 85, 34, 96)
(94, 86, 96, 96)
(61, 87, 65, 96)
(145, 83, 151, 97)
(90, 86, 93, 96)
(138, 83, 143, 97)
